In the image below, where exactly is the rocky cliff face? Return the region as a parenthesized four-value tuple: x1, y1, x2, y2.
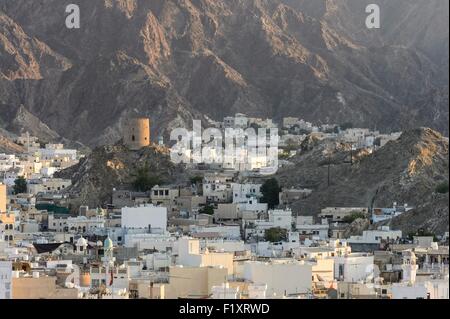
(277, 128, 449, 234)
(55, 143, 187, 209)
(0, 0, 448, 146)
(0, 128, 24, 153)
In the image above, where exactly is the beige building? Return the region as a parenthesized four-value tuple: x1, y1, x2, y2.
(337, 282, 391, 299)
(214, 203, 240, 221)
(12, 275, 78, 299)
(165, 266, 228, 299)
(151, 186, 179, 213)
(178, 238, 235, 275)
(319, 207, 369, 222)
(175, 195, 207, 213)
(0, 211, 15, 242)
(129, 279, 166, 299)
(27, 178, 72, 195)
(0, 183, 6, 213)
(312, 258, 335, 283)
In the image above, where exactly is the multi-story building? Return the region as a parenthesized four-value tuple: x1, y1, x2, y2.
(0, 260, 12, 299)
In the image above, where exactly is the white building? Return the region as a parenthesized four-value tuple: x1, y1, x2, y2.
(347, 227, 402, 244)
(232, 183, 262, 204)
(234, 113, 249, 129)
(268, 209, 293, 230)
(246, 209, 293, 239)
(0, 260, 12, 299)
(243, 260, 312, 297)
(391, 284, 428, 299)
(211, 283, 240, 299)
(191, 225, 241, 240)
(392, 275, 449, 299)
(67, 216, 105, 234)
(247, 284, 268, 299)
(371, 203, 413, 223)
(35, 145, 77, 162)
(177, 238, 234, 275)
(121, 205, 167, 233)
(124, 233, 176, 252)
(0, 154, 19, 172)
(334, 253, 374, 283)
(238, 197, 267, 215)
(27, 178, 72, 195)
(47, 214, 69, 232)
(296, 218, 329, 240)
(203, 173, 234, 203)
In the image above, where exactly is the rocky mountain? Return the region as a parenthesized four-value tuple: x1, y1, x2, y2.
(276, 128, 449, 234)
(0, 128, 24, 153)
(55, 142, 187, 209)
(0, 0, 448, 147)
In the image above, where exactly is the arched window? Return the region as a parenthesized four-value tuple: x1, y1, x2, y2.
(132, 135, 136, 142)
(8, 235, 13, 241)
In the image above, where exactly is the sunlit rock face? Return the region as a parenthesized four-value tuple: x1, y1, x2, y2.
(0, 0, 448, 147)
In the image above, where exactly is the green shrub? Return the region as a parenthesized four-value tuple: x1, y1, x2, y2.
(342, 212, 367, 224)
(435, 182, 449, 194)
(265, 227, 288, 242)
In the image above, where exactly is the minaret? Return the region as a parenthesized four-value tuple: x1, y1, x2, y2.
(102, 236, 116, 291)
(401, 250, 418, 284)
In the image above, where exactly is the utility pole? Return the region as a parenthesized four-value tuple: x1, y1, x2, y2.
(350, 144, 353, 166)
(327, 160, 331, 187)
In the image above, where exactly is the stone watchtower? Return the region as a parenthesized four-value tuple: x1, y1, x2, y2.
(123, 117, 151, 150)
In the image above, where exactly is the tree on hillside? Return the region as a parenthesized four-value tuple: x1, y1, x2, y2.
(342, 212, 368, 224)
(13, 176, 27, 194)
(132, 163, 162, 192)
(261, 178, 282, 209)
(190, 175, 203, 185)
(199, 204, 215, 215)
(435, 181, 449, 194)
(265, 227, 288, 243)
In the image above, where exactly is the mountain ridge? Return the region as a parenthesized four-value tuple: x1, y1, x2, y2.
(0, 0, 448, 146)
(276, 127, 449, 234)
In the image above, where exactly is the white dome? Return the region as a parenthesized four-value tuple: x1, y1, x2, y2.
(76, 237, 88, 247)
